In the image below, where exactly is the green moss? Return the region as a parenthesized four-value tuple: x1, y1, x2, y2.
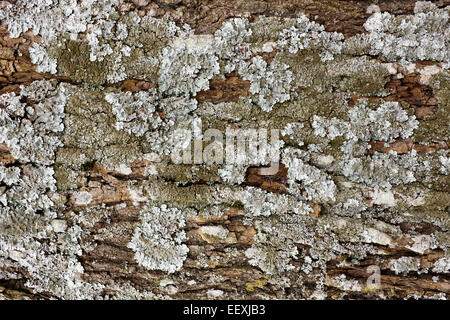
(248, 17, 296, 45)
(51, 39, 111, 86)
(334, 57, 391, 96)
(155, 163, 222, 184)
(414, 72, 450, 143)
(53, 86, 151, 177)
(81, 160, 96, 172)
(121, 47, 159, 83)
(53, 166, 77, 191)
(422, 190, 450, 211)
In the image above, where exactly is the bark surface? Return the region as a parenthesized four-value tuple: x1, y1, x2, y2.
(0, 0, 449, 300)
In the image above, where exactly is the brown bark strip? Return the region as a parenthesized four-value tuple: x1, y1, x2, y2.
(245, 163, 288, 194)
(385, 74, 439, 118)
(368, 139, 448, 155)
(105, 78, 157, 93)
(0, 143, 15, 165)
(196, 71, 250, 104)
(328, 265, 450, 296)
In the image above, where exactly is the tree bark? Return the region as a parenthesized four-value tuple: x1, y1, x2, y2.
(0, 0, 449, 300)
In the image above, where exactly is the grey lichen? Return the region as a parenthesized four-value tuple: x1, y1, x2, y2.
(245, 237, 299, 275)
(105, 87, 198, 156)
(29, 43, 58, 74)
(0, 80, 66, 165)
(106, 90, 159, 137)
(0, 80, 66, 213)
(215, 186, 312, 218)
(312, 100, 419, 144)
(0, 0, 120, 74)
(0, 80, 105, 299)
(344, 2, 450, 66)
(0, 0, 448, 299)
(127, 204, 189, 274)
(159, 34, 220, 97)
(390, 256, 422, 275)
(282, 148, 337, 202)
(0, 0, 118, 39)
(310, 100, 420, 192)
(218, 164, 247, 185)
(340, 151, 419, 191)
(277, 14, 344, 62)
(238, 56, 293, 111)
